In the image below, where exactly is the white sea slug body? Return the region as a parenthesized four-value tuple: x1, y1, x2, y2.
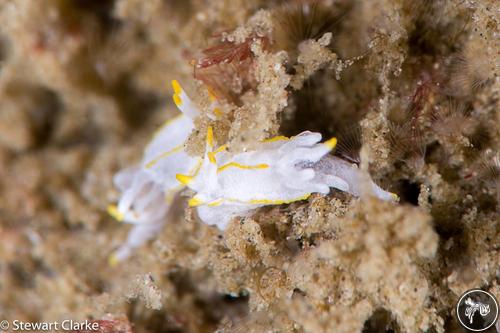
(107, 80, 202, 263)
(308, 155, 397, 202)
(180, 128, 397, 229)
(179, 129, 343, 229)
(108, 79, 397, 262)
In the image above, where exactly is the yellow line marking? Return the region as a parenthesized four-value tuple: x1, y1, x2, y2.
(171, 80, 182, 95)
(145, 144, 183, 169)
(176, 173, 193, 185)
(107, 205, 124, 222)
(217, 162, 269, 173)
(206, 126, 214, 147)
(222, 193, 311, 205)
(173, 94, 182, 106)
(207, 88, 217, 101)
(214, 145, 227, 154)
(208, 152, 217, 164)
(188, 196, 204, 207)
(190, 193, 311, 208)
(207, 144, 227, 164)
(108, 253, 119, 267)
(207, 199, 223, 207)
(324, 137, 337, 149)
(247, 193, 311, 205)
(213, 107, 223, 117)
(174, 158, 203, 186)
(261, 135, 289, 143)
(191, 159, 203, 177)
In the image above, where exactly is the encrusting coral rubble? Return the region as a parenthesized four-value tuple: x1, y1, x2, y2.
(0, 0, 497, 332)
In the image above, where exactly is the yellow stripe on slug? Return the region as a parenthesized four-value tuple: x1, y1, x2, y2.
(190, 158, 203, 177)
(207, 88, 217, 102)
(261, 135, 289, 143)
(217, 162, 269, 173)
(208, 199, 223, 207)
(107, 205, 124, 222)
(173, 94, 182, 107)
(176, 173, 193, 185)
(391, 193, 400, 202)
(207, 152, 217, 164)
(174, 158, 203, 186)
(206, 144, 226, 163)
(324, 137, 337, 149)
(223, 193, 311, 205)
(188, 196, 204, 207)
(145, 144, 184, 169)
(171, 80, 182, 95)
(108, 253, 119, 267)
(206, 126, 214, 147)
(247, 193, 311, 205)
(213, 107, 223, 117)
(214, 145, 227, 154)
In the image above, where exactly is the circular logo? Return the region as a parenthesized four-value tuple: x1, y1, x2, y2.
(456, 289, 498, 331)
(0, 320, 9, 330)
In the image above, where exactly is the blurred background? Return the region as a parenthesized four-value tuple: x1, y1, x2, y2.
(0, 1, 498, 332)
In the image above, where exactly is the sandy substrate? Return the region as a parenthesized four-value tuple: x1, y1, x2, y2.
(0, 0, 498, 332)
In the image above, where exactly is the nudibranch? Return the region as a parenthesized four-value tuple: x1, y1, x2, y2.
(179, 127, 397, 230)
(107, 80, 203, 263)
(108, 80, 398, 263)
